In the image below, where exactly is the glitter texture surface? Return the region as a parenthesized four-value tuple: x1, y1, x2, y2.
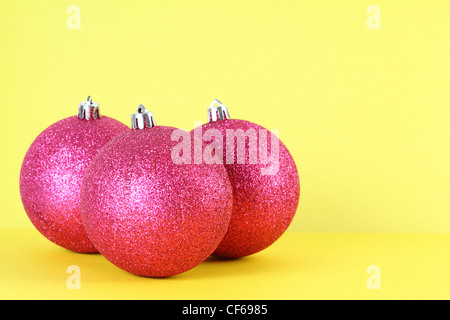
(80, 126, 233, 277)
(19, 116, 129, 253)
(196, 119, 300, 258)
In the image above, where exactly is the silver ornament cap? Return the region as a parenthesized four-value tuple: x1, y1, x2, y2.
(132, 104, 156, 130)
(208, 99, 230, 123)
(78, 96, 100, 120)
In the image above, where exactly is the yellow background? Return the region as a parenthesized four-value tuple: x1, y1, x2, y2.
(1, 0, 450, 299)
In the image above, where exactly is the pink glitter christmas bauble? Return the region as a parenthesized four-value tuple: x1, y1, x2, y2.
(20, 99, 128, 253)
(80, 108, 233, 277)
(192, 100, 300, 258)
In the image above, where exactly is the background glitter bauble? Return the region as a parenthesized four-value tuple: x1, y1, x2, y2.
(80, 126, 233, 277)
(19, 116, 128, 253)
(194, 119, 300, 258)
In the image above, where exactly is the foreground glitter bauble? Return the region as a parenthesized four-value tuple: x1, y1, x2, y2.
(19, 97, 129, 253)
(191, 100, 300, 258)
(80, 105, 233, 277)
